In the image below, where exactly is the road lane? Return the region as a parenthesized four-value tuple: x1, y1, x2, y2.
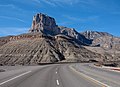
(73, 63, 120, 87)
(0, 66, 46, 81)
(0, 71, 31, 86)
(0, 65, 52, 87)
(70, 66, 110, 87)
(14, 64, 102, 87)
(0, 63, 119, 87)
(11, 65, 58, 87)
(58, 64, 101, 87)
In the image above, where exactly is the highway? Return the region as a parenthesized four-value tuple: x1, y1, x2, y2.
(0, 63, 120, 87)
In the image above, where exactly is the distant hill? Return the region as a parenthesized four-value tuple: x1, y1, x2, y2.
(81, 31, 120, 66)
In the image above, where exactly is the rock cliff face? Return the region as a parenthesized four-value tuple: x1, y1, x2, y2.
(81, 30, 112, 40)
(29, 13, 92, 45)
(81, 31, 120, 50)
(29, 13, 60, 35)
(59, 26, 92, 45)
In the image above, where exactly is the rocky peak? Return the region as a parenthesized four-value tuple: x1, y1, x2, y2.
(29, 13, 60, 35)
(59, 26, 78, 39)
(81, 30, 112, 40)
(59, 26, 92, 45)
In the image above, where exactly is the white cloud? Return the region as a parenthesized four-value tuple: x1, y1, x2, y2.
(53, 0, 79, 5)
(32, 0, 41, 4)
(63, 15, 99, 22)
(41, 0, 56, 6)
(0, 16, 26, 23)
(40, 0, 97, 7)
(0, 27, 28, 36)
(40, 0, 81, 7)
(0, 3, 23, 13)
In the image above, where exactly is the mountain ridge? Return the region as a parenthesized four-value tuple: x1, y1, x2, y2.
(0, 13, 119, 65)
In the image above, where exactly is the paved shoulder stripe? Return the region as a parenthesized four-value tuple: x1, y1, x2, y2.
(0, 71, 32, 85)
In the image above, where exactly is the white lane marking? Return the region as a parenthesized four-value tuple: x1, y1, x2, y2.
(0, 71, 32, 86)
(56, 79, 60, 86)
(70, 66, 111, 87)
(56, 71, 57, 74)
(56, 68, 58, 70)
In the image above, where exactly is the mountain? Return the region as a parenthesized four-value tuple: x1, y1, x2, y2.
(0, 13, 119, 65)
(81, 31, 120, 66)
(29, 13, 92, 45)
(59, 26, 92, 45)
(81, 30, 120, 50)
(81, 30, 112, 40)
(0, 13, 103, 65)
(0, 36, 13, 47)
(0, 33, 102, 65)
(29, 13, 60, 35)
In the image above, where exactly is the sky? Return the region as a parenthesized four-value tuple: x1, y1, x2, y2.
(0, 0, 120, 36)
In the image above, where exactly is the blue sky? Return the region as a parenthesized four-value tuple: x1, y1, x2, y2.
(0, 0, 120, 36)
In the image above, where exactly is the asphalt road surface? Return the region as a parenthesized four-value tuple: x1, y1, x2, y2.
(0, 63, 120, 87)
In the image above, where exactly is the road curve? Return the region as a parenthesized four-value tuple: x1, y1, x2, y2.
(0, 63, 119, 87)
